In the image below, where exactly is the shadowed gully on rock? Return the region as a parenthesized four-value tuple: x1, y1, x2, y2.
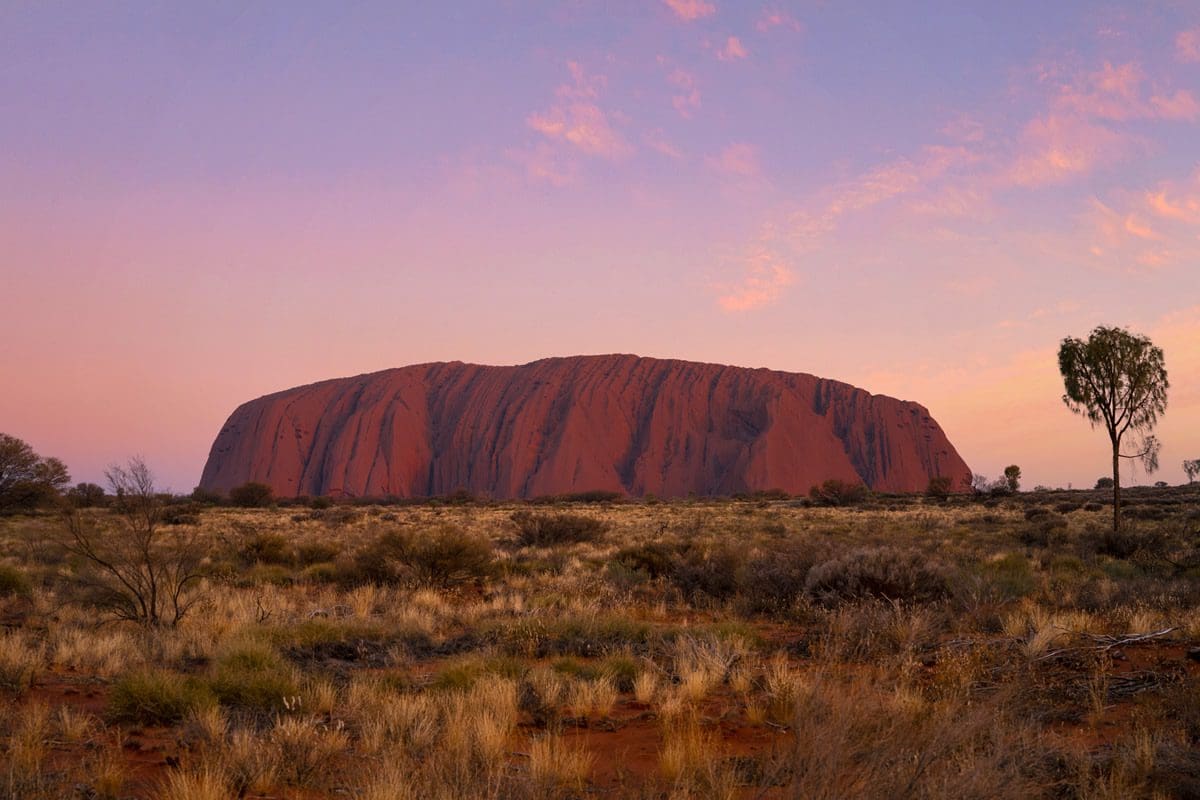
(199, 355, 970, 499)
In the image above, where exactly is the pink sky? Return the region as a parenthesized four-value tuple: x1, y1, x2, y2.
(2, 2, 1198, 492)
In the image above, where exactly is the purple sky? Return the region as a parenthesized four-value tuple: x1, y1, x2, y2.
(2, 1, 1198, 492)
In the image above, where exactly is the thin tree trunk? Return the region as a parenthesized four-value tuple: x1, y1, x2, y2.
(1112, 440, 1121, 533)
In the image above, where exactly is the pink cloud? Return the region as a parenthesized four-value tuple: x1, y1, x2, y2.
(756, 9, 802, 33)
(1141, 169, 1200, 225)
(663, 0, 715, 22)
(788, 145, 975, 244)
(941, 115, 985, 143)
(527, 62, 632, 160)
(507, 143, 576, 187)
(1041, 61, 1197, 122)
(1007, 114, 1131, 186)
(1085, 195, 1195, 271)
(707, 142, 760, 176)
(661, 62, 701, 118)
(1055, 61, 1143, 121)
(715, 247, 795, 312)
(644, 129, 684, 159)
(717, 36, 748, 61)
(1149, 90, 1200, 121)
(1177, 28, 1200, 63)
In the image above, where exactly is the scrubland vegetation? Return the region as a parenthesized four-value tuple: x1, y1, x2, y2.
(2, 484, 1200, 799)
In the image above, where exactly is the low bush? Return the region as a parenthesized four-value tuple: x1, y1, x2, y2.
(0, 563, 31, 597)
(804, 547, 954, 605)
(230, 482, 274, 508)
(208, 643, 299, 713)
(739, 539, 828, 613)
(297, 541, 340, 565)
(1017, 515, 1069, 547)
(109, 669, 216, 724)
(613, 541, 676, 579)
(808, 479, 869, 507)
(240, 532, 294, 566)
(667, 539, 745, 602)
(511, 511, 608, 547)
(351, 525, 495, 587)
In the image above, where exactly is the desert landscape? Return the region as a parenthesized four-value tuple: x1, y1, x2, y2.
(3, 464, 1200, 798)
(5, 2, 1200, 798)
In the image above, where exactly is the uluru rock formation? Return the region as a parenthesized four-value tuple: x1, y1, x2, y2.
(199, 355, 970, 499)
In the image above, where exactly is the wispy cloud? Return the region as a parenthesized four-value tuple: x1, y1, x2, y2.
(663, 0, 716, 22)
(707, 142, 761, 176)
(507, 142, 576, 187)
(527, 62, 632, 160)
(660, 60, 701, 118)
(1177, 28, 1200, 62)
(1007, 114, 1132, 186)
(717, 36, 748, 61)
(1006, 61, 1197, 185)
(756, 9, 802, 33)
(644, 128, 684, 159)
(1145, 169, 1200, 224)
(788, 145, 975, 246)
(715, 247, 795, 311)
(1085, 185, 1200, 271)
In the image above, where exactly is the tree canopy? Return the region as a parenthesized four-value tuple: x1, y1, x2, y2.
(1059, 326, 1168, 531)
(0, 433, 70, 512)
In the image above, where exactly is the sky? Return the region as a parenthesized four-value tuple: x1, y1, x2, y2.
(2, 1, 1198, 493)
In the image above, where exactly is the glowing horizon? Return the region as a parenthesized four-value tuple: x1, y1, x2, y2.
(2, 2, 1198, 493)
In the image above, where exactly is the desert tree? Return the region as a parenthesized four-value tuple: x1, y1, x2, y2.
(1059, 326, 1168, 533)
(1003, 465, 1021, 493)
(0, 433, 70, 512)
(1184, 459, 1200, 484)
(58, 457, 206, 627)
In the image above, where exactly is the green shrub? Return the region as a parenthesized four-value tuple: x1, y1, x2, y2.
(240, 532, 294, 565)
(808, 479, 869, 507)
(926, 476, 953, 500)
(431, 655, 526, 691)
(668, 539, 745, 601)
(351, 525, 494, 587)
(981, 553, 1037, 600)
(300, 563, 340, 584)
(598, 655, 640, 692)
(1017, 514, 1069, 547)
(190, 486, 223, 505)
(237, 564, 295, 587)
(297, 541, 340, 565)
(613, 541, 675, 579)
(510, 511, 608, 547)
(0, 564, 31, 597)
(208, 643, 298, 712)
(109, 669, 216, 724)
(230, 482, 274, 508)
(804, 547, 953, 605)
(738, 539, 828, 613)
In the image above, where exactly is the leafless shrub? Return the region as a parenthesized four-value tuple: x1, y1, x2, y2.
(57, 459, 206, 627)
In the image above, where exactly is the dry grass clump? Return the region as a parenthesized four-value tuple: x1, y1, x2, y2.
(0, 632, 42, 693)
(530, 733, 594, 794)
(270, 715, 349, 785)
(157, 765, 228, 800)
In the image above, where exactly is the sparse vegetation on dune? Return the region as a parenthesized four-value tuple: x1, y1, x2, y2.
(2, 485, 1200, 798)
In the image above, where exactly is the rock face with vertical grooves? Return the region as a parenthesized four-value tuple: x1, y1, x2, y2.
(198, 355, 970, 498)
